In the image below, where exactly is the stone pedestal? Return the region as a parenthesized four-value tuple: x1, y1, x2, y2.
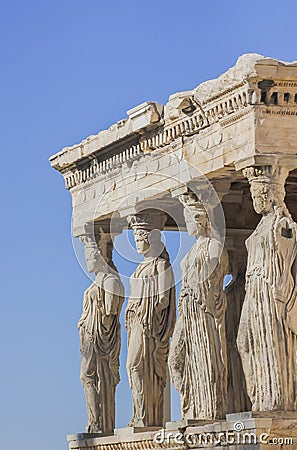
(67, 413, 297, 449)
(67, 428, 162, 450)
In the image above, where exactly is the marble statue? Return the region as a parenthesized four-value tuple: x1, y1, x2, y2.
(168, 192, 229, 420)
(126, 212, 176, 427)
(78, 231, 124, 433)
(237, 165, 297, 411)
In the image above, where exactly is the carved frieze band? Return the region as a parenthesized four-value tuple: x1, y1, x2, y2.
(64, 143, 143, 189)
(63, 88, 251, 189)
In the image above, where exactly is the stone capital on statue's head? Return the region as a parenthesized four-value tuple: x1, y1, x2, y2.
(179, 191, 207, 212)
(243, 165, 289, 186)
(127, 210, 167, 231)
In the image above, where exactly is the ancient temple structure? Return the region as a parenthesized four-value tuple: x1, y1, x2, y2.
(50, 54, 297, 449)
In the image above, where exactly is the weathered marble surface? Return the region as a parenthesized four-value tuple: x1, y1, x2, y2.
(78, 231, 124, 433)
(237, 165, 297, 412)
(126, 212, 176, 426)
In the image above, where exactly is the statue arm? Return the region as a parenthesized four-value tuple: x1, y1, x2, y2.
(103, 277, 123, 316)
(287, 255, 297, 334)
(155, 260, 173, 311)
(207, 240, 228, 283)
(78, 287, 91, 329)
(205, 244, 228, 319)
(273, 217, 297, 305)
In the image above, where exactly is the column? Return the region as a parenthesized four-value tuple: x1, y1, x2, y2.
(237, 165, 297, 412)
(168, 189, 229, 420)
(78, 222, 124, 433)
(125, 210, 176, 427)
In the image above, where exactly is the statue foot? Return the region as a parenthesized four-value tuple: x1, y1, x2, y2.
(86, 422, 101, 433)
(128, 419, 145, 427)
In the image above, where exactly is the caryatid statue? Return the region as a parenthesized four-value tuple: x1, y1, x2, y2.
(78, 228, 124, 433)
(168, 191, 229, 420)
(126, 211, 176, 427)
(237, 165, 297, 412)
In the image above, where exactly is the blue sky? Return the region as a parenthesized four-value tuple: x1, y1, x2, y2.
(1, 1, 297, 449)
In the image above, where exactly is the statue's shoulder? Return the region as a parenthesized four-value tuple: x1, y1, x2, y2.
(274, 210, 297, 242)
(155, 256, 171, 272)
(83, 280, 97, 296)
(103, 272, 121, 282)
(103, 273, 124, 296)
(209, 238, 224, 258)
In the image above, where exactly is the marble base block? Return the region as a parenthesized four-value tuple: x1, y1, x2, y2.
(67, 413, 297, 449)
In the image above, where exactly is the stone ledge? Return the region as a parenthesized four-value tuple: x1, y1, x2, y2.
(67, 416, 297, 450)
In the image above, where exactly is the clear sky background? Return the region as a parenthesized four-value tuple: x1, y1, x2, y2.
(1, 1, 297, 449)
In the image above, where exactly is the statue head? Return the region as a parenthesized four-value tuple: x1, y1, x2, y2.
(128, 211, 168, 258)
(243, 166, 289, 215)
(84, 242, 102, 273)
(133, 229, 150, 254)
(180, 191, 210, 237)
(250, 182, 274, 215)
(133, 228, 161, 255)
(80, 224, 107, 274)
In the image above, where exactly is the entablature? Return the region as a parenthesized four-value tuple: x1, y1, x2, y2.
(49, 53, 297, 235)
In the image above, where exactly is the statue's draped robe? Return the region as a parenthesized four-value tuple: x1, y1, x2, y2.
(126, 256, 176, 426)
(78, 272, 123, 433)
(169, 238, 228, 419)
(237, 209, 297, 411)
